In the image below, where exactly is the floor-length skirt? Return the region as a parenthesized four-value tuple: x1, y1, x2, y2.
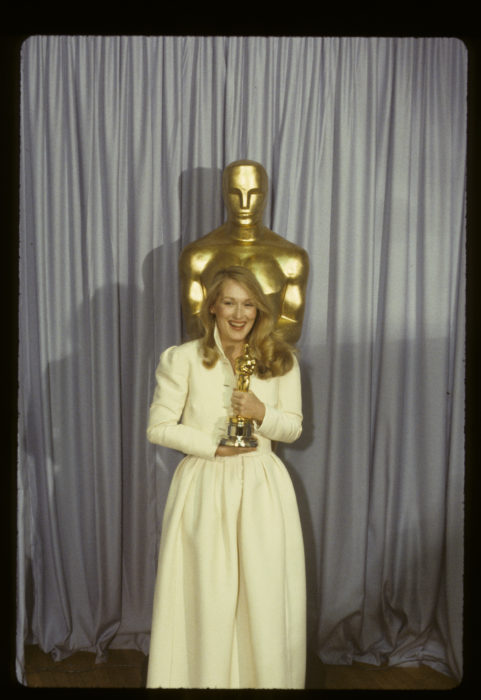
(146, 450, 306, 689)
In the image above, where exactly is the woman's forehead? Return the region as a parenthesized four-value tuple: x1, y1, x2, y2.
(219, 278, 253, 298)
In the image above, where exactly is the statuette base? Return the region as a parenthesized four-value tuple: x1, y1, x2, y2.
(220, 416, 258, 448)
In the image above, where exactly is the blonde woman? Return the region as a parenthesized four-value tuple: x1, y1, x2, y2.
(146, 266, 306, 689)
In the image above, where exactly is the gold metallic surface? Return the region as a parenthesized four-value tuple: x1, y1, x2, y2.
(220, 343, 258, 447)
(179, 160, 310, 344)
(234, 343, 256, 392)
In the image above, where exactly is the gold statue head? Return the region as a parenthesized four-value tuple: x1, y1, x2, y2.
(222, 160, 268, 228)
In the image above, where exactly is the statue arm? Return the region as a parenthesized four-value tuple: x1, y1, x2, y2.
(179, 247, 209, 339)
(278, 251, 309, 344)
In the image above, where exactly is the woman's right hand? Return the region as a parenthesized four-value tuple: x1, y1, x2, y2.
(215, 444, 257, 457)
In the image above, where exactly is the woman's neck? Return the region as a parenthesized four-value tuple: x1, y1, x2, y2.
(222, 341, 244, 364)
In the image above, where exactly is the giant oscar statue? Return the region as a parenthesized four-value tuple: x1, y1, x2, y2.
(179, 160, 309, 343)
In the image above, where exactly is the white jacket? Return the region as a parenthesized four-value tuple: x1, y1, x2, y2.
(147, 326, 303, 458)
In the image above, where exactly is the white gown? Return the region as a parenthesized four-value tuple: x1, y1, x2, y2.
(146, 327, 306, 689)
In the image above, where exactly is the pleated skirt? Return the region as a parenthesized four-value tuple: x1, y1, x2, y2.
(146, 450, 306, 689)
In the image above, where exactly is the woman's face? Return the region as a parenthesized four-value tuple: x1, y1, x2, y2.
(210, 279, 258, 349)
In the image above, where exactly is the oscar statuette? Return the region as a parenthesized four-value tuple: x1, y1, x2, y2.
(220, 344, 258, 448)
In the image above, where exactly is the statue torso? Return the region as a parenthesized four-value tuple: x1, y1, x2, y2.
(181, 225, 306, 319)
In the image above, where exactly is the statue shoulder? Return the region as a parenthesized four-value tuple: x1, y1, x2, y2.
(179, 227, 226, 276)
(263, 227, 306, 252)
(183, 224, 229, 249)
(262, 228, 309, 275)
(180, 225, 229, 257)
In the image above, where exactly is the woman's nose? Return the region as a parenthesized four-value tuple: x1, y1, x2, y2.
(233, 303, 243, 318)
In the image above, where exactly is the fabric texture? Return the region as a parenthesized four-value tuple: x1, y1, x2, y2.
(17, 36, 466, 685)
(146, 328, 306, 688)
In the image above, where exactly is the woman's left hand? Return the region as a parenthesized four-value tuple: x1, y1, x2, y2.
(231, 390, 266, 425)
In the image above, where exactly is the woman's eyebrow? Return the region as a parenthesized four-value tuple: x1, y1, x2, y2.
(221, 296, 253, 302)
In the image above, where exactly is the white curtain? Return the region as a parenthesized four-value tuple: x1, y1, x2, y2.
(17, 36, 466, 685)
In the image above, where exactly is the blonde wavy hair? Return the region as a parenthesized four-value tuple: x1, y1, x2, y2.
(199, 266, 295, 378)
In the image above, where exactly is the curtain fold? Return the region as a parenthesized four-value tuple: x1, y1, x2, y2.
(18, 36, 466, 685)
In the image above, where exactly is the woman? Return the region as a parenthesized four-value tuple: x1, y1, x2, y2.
(146, 266, 306, 689)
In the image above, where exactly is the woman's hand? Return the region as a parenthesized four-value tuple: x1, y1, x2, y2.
(231, 390, 266, 424)
(215, 444, 257, 457)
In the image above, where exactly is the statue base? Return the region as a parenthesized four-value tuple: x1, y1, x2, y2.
(220, 416, 258, 448)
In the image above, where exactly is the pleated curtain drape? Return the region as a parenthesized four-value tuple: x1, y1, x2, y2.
(17, 36, 466, 685)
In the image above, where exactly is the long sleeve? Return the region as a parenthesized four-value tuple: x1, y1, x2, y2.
(255, 356, 303, 444)
(147, 345, 218, 459)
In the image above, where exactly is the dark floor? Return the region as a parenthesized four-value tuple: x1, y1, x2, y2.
(21, 644, 459, 690)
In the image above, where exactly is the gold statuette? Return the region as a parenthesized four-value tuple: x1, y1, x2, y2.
(220, 344, 258, 448)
